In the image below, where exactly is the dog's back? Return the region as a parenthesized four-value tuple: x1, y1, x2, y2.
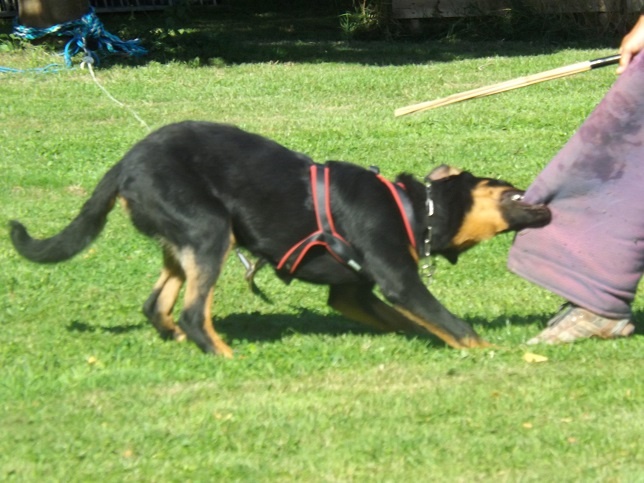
(117, 121, 319, 253)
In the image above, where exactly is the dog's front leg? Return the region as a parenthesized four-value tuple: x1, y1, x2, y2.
(329, 283, 431, 334)
(379, 275, 489, 349)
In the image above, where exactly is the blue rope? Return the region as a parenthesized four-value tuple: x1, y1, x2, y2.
(12, 7, 147, 67)
(0, 64, 63, 74)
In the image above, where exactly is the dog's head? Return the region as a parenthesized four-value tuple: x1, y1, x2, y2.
(424, 165, 551, 264)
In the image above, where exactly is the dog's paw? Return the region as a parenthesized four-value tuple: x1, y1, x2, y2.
(173, 329, 187, 342)
(212, 341, 234, 358)
(461, 336, 493, 349)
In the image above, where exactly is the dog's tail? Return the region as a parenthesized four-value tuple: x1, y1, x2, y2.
(10, 163, 123, 263)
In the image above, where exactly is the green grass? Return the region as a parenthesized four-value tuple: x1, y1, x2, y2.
(1, 8, 642, 482)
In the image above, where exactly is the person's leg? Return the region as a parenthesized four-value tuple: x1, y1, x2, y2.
(508, 52, 644, 343)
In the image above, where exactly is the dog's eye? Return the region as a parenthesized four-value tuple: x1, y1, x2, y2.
(510, 194, 523, 201)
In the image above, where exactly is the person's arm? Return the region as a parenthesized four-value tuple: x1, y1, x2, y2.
(617, 14, 644, 73)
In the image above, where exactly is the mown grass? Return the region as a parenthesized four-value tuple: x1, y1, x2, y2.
(1, 7, 642, 482)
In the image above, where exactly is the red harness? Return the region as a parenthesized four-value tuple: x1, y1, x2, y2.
(276, 164, 418, 275)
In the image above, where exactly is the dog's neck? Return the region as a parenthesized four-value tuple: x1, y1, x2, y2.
(396, 174, 467, 263)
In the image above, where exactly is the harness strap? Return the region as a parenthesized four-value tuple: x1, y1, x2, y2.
(277, 164, 363, 274)
(277, 164, 419, 276)
(376, 174, 418, 251)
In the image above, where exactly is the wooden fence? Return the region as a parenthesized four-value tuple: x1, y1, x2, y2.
(393, 0, 644, 19)
(0, 0, 218, 18)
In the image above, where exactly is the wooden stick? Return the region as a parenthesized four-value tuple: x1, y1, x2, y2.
(394, 54, 620, 117)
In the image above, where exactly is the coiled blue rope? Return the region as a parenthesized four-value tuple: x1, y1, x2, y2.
(12, 7, 147, 67)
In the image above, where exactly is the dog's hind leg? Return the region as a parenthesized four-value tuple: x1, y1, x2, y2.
(175, 233, 234, 358)
(328, 284, 427, 334)
(142, 247, 186, 342)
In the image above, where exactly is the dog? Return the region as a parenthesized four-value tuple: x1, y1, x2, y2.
(10, 121, 550, 356)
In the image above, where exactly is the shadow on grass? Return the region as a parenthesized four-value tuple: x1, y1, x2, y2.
(67, 320, 145, 335)
(120, 9, 617, 67)
(63, 307, 643, 345)
(216, 309, 546, 346)
(468, 313, 547, 331)
(0, 7, 620, 69)
(216, 309, 381, 344)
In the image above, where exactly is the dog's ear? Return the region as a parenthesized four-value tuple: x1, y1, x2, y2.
(426, 164, 462, 181)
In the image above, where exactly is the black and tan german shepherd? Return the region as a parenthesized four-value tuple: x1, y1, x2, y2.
(10, 121, 550, 356)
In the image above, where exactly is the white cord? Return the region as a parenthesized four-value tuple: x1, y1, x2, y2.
(81, 58, 151, 132)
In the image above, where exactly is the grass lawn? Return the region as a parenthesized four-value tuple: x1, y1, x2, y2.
(1, 7, 642, 481)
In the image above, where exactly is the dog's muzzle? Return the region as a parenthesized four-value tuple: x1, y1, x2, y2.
(501, 189, 551, 230)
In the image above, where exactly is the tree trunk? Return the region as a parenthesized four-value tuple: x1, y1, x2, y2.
(18, 0, 90, 28)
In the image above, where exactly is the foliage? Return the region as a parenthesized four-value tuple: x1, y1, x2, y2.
(0, 8, 642, 481)
(339, 0, 392, 40)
